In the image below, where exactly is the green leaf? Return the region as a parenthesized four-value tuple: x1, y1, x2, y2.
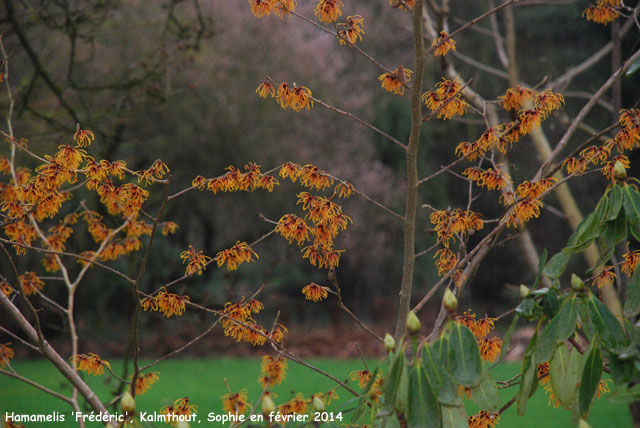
(407, 367, 441, 428)
(624, 266, 640, 318)
(448, 323, 482, 387)
(351, 367, 380, 423)
(470, 370, 499, 411)
(542, 289, 560, 319)
(534, 297, 579, 364)
(544, 251, 572, 279)
(579, 343, 603, 419)
(533, 249, 548, 289)
(598, 209, 627, 254)
(623, 185, 640, 227)
(549, 344, 583, 410)
(441, 405, 468, 428)
(627, 55, 640, 76)
(500, 314, 519, 360)
(564, 200, 607, 253)
(585, 293, 627, 353)
(515, 298, 535, 319)
(384, 350, 406, 411)
(422, 343, 460, 406)
(604, 184, 624, 221)
(431, 335, 449, 368)
(517, 332, 539, 415)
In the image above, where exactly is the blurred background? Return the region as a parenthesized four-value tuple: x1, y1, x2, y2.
(0, 0, 639, 358)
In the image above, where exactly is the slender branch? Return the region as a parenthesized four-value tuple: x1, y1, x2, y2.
(0, 368, 74, 404)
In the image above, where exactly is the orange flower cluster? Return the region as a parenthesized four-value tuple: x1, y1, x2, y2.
(19, 271, 44, 296)
(430, 208, 483, 248)
(0, 343, 14, 368)
(160, 397, 198, 426)
(135, 159, 169, 186)
(73, 127, 95, 147)
(275, 214, 312, 245)
(463, 167, 511, 191)
(515, 177, 557, 200)
(457, 311, 502, 362)
(215, 241, 258, 271)
(134, 372, 159, 395)
(389, 0, 415, 10)
(622, 245, 640, 275)
(142, 287, 190, 318)
(279, 393, 308, 415)
(338, 15, 364, 45)
(302, 282, 329, 301)
(432, 31, 456, 56)
(1, 279, 13, 297)
(259, 355, 288, 387)
(222, 390, 251, 414)
(248, 0, 297, 18)
(220, 299, 285, 346)
(434, 248, 458, 276)
(468, 411, 500, 428)
(41, 218, 75, 272)
(280, 162, 336, 191)
(499, 85, 535, 111)
(180, 245, 212, 276)
(423, 78, 467, 120)
(593, 266, 616, 288)
(297, 192, 350, 269)
(583, 0, 620, 24)
(71, 353, 111, 376)
(200, 163, 279, 195)
(350, 369, 372, 388)
(507, 198, 543, 228)
(257, 80, 314, 111)
(378, 66, 412, 95)
(315, 0, 343, 24)
(161, 221, 178, 236)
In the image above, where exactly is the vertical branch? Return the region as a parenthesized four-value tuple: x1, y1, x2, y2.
(394, 0, 426, 341)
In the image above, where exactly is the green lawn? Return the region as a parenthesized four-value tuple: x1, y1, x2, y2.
(0, 358, 631, 427)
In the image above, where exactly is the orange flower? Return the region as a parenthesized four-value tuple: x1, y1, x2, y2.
(280, 162, 302, 182)
(215, 241, 259, 271)
(276, 83, 294, 109)
(583, 4, 619, 24)
(315, 0, 343, 24)
(71, 353, 111, 376)
(160, 397, 198, 426)
(19, 272, 44, 296)
(74, 127, 95, 147)
(222, 390, 251, 415)
(259, 355, 288, 387)
(507, 199, 543, 228)
(134, 372, 159, 395)
(593, 266, 615, 288)
(500, 85, 535, 111)
(0, 343, 14, 367)
(534, 90, 565, 115)
(563, 156, 588, 175)
(272, 0, 297, 18)
(622, 245, 640, 275)
(279, 393, 307, 415)
(434, 248, 458, 276)
(478, 337, 502, 362)
(597, 379, 611, 398)
(423, 78, 468, 119)
(302, 283, 329, 302)
(432, 31, 456, 56)
(602, 155, 630, 180)
(154, 288, 190, 317)
(180, 245, 212, 276)
(248, 0, 273, 17)
(338, 15, 365, 45)
(468, 411, 500, 428)
(1, 280, 13, 297)
(379, 67, 412, 95)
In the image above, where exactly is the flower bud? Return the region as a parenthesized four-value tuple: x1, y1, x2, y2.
(579, 419, 592, 428)
(120, 390, 136, 413)
(571, 273, 584, 291)
(613, 159, 627, 180)
(176, 422, 191, 428)
(383, 333, 396, 352)
(406, 311, 421, 334)
(443, 288, 458, 313)
(261, 393, 276, 416)
(312, 395, 325, 412)
(520, 284, 531, 299)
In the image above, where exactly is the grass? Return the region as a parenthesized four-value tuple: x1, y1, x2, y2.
(0, 358, 631, 427)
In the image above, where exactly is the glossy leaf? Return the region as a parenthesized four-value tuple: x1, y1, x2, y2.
(579, 343, 603, 419)
(624, 266, 640, 319)
(422, 342, 459, 406)
(449, 323, 482, 387)
(470, 369, 499, 411)
(500, 314, 519, 360)
(534, 297, 579, 364)
(542, 289, 560, 319)
(441, 405, 468, 428)
(407, 367, 441, 428)
(624, 184, 640, 226)
(517, 332, 539, 415)
(544, 251, 571, 279)
(549, 344, 583, 410)
(598, 209, 627, 254)
(384, 350, 406, 411)
(533, 249, 548, 289)
(585, 293, 627, 353)
(604, 184, 624, 221)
